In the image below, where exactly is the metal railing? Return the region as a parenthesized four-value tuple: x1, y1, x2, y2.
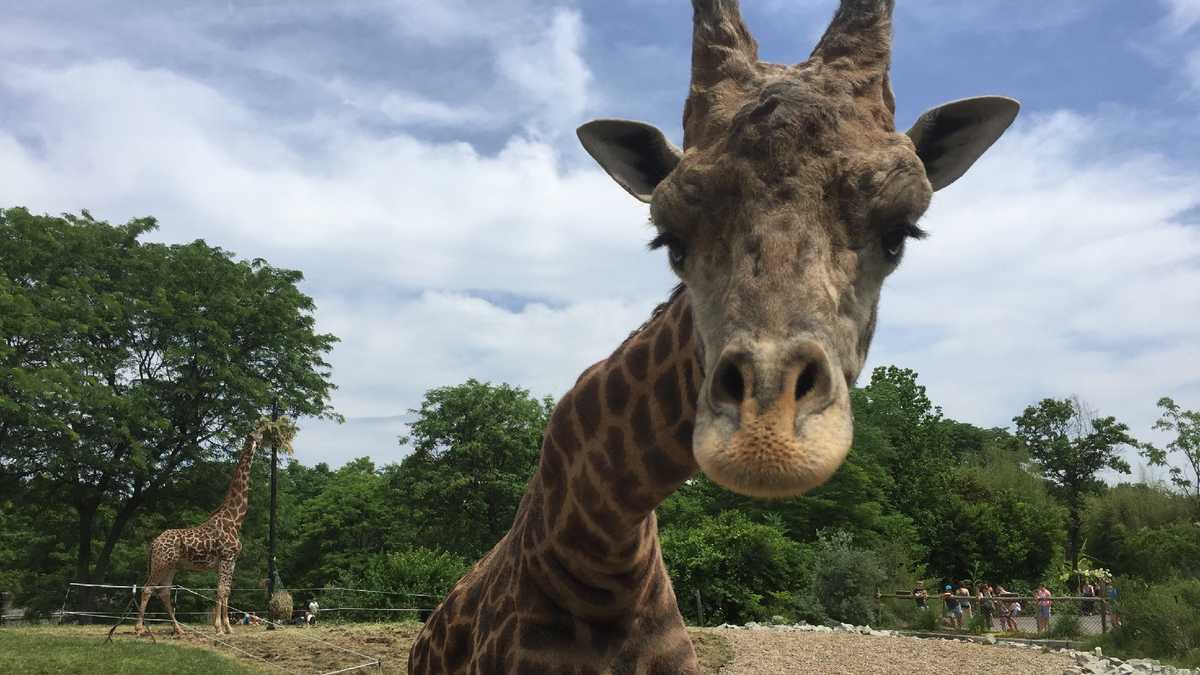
(876, 592, 1114, 637)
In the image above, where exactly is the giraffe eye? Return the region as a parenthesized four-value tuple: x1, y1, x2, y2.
(881, 222, 927, 263)
(649, 231, 688, 268)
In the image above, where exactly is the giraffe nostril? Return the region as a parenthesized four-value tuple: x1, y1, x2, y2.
(794, 363, 818, 401)
(718, 360, 745, 403)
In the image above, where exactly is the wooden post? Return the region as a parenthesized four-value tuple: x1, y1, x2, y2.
(1101, 598, 1108, 634)
(695, 589, 704, 626)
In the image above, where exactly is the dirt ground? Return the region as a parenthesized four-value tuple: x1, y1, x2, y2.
(28, 623, 1073, 674)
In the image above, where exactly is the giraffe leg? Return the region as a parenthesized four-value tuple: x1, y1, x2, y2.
(216, 559, 236, 635)
(158, 574, 182, 637)
(135, 566, 169, 636)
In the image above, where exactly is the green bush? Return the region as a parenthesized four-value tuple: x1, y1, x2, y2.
(1049, 605, 1082, 639)
(1098, 578, 1200, 667)
(967, 611, 989, 635)
(812, 530, 886, 626)
(662, 511, 810, 625)
(911, 607, 940, 631)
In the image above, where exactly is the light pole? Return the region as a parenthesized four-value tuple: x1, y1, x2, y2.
(266, 399, 279, 629)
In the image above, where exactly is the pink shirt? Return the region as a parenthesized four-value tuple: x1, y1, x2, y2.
(1036, 588, 1052, 607)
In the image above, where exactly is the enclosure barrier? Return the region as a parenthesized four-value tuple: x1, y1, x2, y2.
(54, 582, 417, 674)
(876, 592, 1114, 638)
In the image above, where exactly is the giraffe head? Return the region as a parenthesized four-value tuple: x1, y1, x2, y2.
(578, 0, 1018, 498)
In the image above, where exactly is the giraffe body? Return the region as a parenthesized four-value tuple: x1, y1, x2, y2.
(411, 291, 702, 674)
(411, 0, 1019, 671)
(134, 430, 261, 636)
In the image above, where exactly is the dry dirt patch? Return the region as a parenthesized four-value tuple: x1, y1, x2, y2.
(38, 623, 1073, 674)
(704, 628, 1074, 675)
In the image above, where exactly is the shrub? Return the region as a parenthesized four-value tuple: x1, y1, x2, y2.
(662, 511, 810, 625)
(1049, 605, 1082, 639)
(911, 607, 940, 631)
(1100, 578, 1200, 667)
(967, 611, 989, 635)
(812, 530, 886, 626)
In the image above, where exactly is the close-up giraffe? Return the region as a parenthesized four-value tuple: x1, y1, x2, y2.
(408, 0, 1018, 672)
(134, 429, 264, 636)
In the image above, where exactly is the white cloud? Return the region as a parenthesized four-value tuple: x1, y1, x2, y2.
(2, 5, 1199, 477)
(1162, 0, 1200, 35)
(871, 110, 1200, 456)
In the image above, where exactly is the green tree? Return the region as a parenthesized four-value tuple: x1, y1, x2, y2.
(390, 380, 554, 560)
(1083, 484, 1200, 581)
(1140, 397, 1200, 511)
(811, 530, 887, 626)
(283, 458, 391, 587)
(1014, 397, 1134, 583)
(0, 207, 339, 596)
(661, 510, 811, 625)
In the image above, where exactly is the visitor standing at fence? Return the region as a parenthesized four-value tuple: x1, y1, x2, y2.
(1035, 583, 1052, 633)
(1081, 581, 1095, 615)
(943, 585, 963, 630)
(956, 582, 973, 620)
(913, 581, 928, 609)
(979, 583, 995, 630)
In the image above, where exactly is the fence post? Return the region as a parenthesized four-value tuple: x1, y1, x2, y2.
(1100, 598, 1107, 634)
(694, 589, 704, 626)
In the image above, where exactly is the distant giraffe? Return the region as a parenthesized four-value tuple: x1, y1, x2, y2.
(409, 0, 1018, 672)
(134, 429, 263, 636)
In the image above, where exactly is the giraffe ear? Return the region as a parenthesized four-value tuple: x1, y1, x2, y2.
(906, 96, 1020, 192)
(577, 119, 682, 203)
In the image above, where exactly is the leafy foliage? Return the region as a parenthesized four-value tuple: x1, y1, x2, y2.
(390, 380, 553, 561)
(1014, 397, 1134, 578)
(0, 208, 339, 611)
(661, 511, 810, 625)
(810, 530, 886, 626)
(1100, 578, 1200, 667)
(1141, 397, 1200, 508)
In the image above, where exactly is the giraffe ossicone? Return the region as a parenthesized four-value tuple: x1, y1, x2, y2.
(410, 1, 1018, 672)
(134, 428, 264, 636)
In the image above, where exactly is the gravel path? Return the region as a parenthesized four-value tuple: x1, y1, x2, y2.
(701, 628, 1073, 675)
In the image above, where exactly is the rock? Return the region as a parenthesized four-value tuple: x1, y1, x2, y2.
(1095, 647, 1104, 657)
(984, 635, 997, 645)
(745, 621, 761, 629)
(770, 615, 787, 625)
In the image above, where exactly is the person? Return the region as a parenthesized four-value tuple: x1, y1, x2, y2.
(1081, 581, 1095, 616)
(996, 585, 1020, 633)
(1106, 583, 1120, 627)
(979, 583, 995, 631)
(307, 599, 320, 626)
(956, 582, 973, 620)
(913, 581, 929, 610)
(942, 584, 963, 630)
(1035, 583, 1052, 633)
(241, 611, 251, 625)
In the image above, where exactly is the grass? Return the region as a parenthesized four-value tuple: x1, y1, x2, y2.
(0, 628, 261, 675)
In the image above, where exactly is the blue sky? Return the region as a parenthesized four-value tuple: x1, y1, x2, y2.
(2, 0, 1199, 480)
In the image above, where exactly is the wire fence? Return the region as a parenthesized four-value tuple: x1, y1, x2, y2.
(51, 582, 398, 675)
(877, 592, 1116, 638)
(53, 582, 441, 627)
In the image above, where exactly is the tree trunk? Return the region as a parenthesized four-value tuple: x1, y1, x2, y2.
(1067, 499, 1082, 592)
(73, 496, 98, 618)
(92, 486, 146, 583)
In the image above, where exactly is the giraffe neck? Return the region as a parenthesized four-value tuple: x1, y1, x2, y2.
(520, 286, 701, 618)
(209, 434, 258, 531)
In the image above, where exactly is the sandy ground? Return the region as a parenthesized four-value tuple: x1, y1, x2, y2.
(705, 628, 1073, 675)
(16, 623, 1074, 674)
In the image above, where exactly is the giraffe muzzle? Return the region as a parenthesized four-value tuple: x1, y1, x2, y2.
(693, 336, 852, 498)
